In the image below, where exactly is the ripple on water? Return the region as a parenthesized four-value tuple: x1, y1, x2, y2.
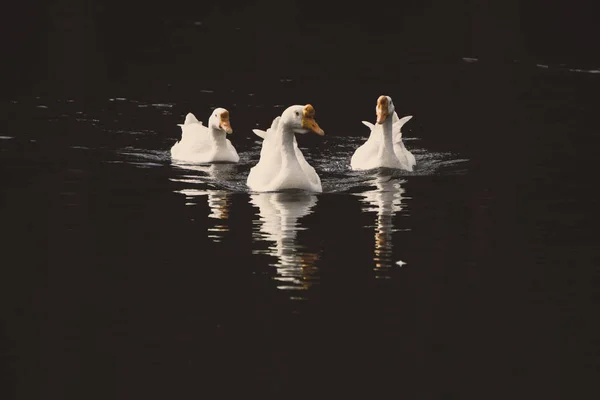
(107, 129, 467, 193)
(72, 119, 469, 301)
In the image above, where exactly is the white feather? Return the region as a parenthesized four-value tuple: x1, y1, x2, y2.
(351, 106, 416, 171)
(170, 110, 239, 164)
(247, 107, 322, 192)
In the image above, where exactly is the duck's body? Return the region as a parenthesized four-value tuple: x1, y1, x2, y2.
(171, 109, 239, 164)
(351, 96, 416, 171)
(247, 105, 324, 193)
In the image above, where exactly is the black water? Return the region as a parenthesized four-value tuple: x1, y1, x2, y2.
(2, 4, 599, 399)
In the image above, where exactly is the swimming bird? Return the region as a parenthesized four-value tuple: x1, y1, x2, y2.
(171, 108, 239, 163)
(247, 104, 324, 192)
(350, 95, 416, 171)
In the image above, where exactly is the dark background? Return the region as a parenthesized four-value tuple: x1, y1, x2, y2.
(1, 1, 599, 399)
(3, 0, 599, 100)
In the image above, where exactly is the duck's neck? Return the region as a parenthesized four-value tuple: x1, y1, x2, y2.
(381, 117, 394, 144)
(378, 117, 394, 158)
(208, 126, 226, 145)
(279, 126, 300, 168)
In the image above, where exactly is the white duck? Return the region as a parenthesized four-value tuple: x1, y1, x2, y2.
(170, 108, 239, 163)
(350, 95, 416, 171)
(247, 104, 325, 192)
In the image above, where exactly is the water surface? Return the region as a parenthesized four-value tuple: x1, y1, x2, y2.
(1, 61, 597, 398)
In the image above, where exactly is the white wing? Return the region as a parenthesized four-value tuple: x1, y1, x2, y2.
(252, 129, 267, 139)
(172, 112, 210, 155)
(392, 114, 413, 142)
(361, 121, 376, 130)
(253, 116, 281, 140)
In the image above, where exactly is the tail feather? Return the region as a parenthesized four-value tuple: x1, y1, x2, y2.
(184, 112, 199, 124)
(177, 112, 201, 127)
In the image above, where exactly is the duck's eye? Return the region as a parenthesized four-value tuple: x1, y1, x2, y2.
(295, 111, 299, 117)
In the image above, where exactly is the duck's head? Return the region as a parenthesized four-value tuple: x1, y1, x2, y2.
(209, 108, 233, 134)
(376, 95, 395, 124)
(281, 104, 325, 136)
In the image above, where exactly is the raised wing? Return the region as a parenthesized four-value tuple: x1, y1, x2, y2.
(253, 116, 281, 139)
(361, 121, 376, 130)
(392, 114, 413, 141)
(252, 129, 267, 139)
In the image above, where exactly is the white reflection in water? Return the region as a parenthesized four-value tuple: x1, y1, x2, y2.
(250, 192, 319, 297)
(171, 163, 235, 242)
(358, 172, 407, 277)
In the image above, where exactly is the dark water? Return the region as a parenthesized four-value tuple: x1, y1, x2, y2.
(2, 8, 599, 397)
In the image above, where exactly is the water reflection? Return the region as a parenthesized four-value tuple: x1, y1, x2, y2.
(250, 191, 319, 298)
(357, 172, 407, 277)
(171, 162, 238, 181)
(171, 163, 236, 242)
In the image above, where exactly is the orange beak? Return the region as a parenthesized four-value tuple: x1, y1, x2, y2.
(376, 95, 389, 124)
(219, 110, 233, 134)
(301, 104, 325, 136)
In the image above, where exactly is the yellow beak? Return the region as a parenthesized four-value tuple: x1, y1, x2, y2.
(376, 95, 389, 124)
(301, 104, 325, 136)
(219, 110, 233, 134)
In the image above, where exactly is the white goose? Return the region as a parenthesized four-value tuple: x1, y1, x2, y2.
(247, 104, 325, 192)
(350, 95, 416, 171)
(170, 108, 239, 163)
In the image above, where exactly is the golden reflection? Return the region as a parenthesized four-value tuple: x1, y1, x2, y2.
(358, 172, 406, 276)
(250, 191, 319, 295)
(171, 163, 236, 242)
(204, 190, 230, 242)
